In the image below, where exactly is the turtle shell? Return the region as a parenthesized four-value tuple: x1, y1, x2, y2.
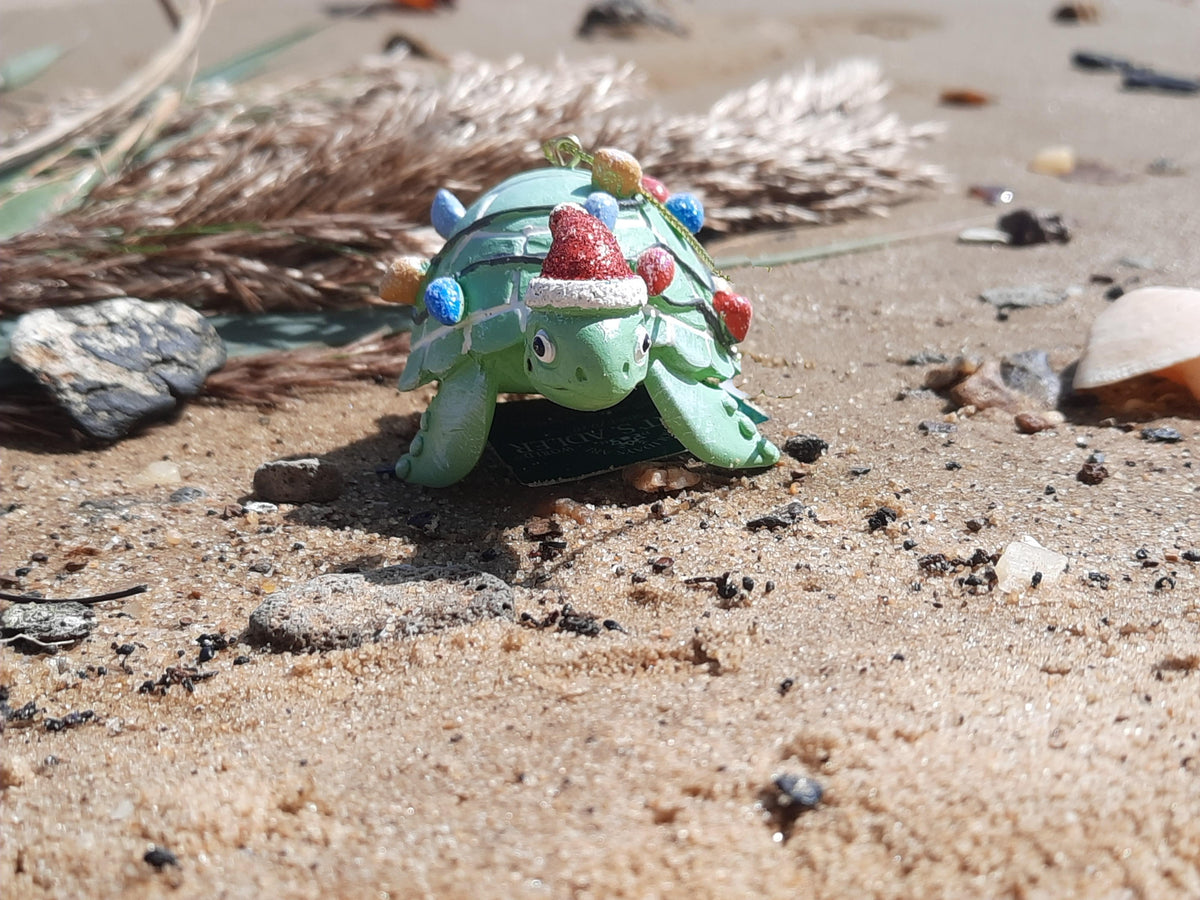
(399, 167, 738, 391)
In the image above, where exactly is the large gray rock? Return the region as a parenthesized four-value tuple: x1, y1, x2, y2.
(1, 602, 95, 648)
(9, 297, 226, 442)
(245, 566, 514, 652)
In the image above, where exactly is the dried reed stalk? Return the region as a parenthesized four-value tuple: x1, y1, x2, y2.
(0, 54, 941, 316)
(201, 330, 411, 404)
(0, 0, 212, 173)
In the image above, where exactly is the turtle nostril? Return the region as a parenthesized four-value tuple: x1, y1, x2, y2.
(622, 362, 631, 376)
(575, 367, 588, 383)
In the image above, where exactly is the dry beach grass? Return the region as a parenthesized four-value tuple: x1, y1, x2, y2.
(1, 52, 940, 314)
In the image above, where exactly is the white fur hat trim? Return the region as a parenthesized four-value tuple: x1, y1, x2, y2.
(526, 275, 647, 310)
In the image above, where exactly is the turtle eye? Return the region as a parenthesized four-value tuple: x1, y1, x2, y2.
(634, 327, 651, 363)
(531, 330, 556, 363)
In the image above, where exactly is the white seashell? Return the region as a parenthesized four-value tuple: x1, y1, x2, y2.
(1073, 286, 1200, 399)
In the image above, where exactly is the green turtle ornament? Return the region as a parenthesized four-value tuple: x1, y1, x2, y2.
(381, 139, 780, 487)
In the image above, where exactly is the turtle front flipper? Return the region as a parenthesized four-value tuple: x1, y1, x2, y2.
(644, 359, 779, 470)
(396, 361, 498, 487)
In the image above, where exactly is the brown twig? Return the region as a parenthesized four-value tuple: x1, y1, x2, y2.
(0, 584, 148, 604)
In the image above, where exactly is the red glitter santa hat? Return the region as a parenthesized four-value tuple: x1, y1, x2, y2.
(526, 203, 648, 310)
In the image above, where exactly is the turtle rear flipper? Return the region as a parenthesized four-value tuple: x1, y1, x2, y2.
(644, 359, 779, 470)
(396, 361, 498, 487)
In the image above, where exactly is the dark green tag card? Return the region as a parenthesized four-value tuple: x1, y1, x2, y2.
(488, 387, 686, 485)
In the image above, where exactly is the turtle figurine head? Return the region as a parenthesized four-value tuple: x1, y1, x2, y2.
(383, 141, 781, 487)
(522, 203, 651, 411)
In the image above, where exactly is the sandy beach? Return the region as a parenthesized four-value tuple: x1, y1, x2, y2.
(3, 1, 1200, 897)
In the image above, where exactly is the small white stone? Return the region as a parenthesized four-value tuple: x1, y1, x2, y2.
(131, 460, 181, 486)
(994, 536, 1069, 593)
(1029, 145, 1077, 177)
(957, 227, 1011, 245)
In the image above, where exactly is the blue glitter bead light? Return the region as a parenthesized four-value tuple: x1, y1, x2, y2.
(584, 191, 619, 231)
(665, 193, 704, 234)
(424, 277, 464, 325)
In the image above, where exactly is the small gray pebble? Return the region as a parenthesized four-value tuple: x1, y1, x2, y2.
(1142, 426, 1183, 443)
(774, 773, 824, 809)
(245, 565, 514, 652)
(1, 602, 95, 647)
(168, 486, 206, 504)
(746, 501, 812, 531)
(918, 420, 958, 434)
(242, 501, 278, 515)
(1001, 350, 1063, 408)
(980, 285, 1068, 310)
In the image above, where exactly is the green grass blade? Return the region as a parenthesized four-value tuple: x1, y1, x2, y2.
(196, 24, 325, 85)
(0, 43, 66, 92)
(0, 168, 98, 240)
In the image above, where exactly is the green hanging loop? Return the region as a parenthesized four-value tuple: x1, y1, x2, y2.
(542, 135, 592, 169)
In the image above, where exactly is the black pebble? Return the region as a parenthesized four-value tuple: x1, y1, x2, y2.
(782, 435, 829, 464)
(44, 710, 94, 732)
(716, 573, 740, 601)
(406, 510, 439, 534)
(1072, 50, 1132, 71)
(997, 208, 1071, 246)
(144, 846, 179, 870)
(746, 501, 810, 532)
(866, 507, 898, 533)
(558, 606, 602, 637)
